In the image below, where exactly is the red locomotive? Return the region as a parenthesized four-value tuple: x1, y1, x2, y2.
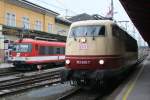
(11, 38, 65, 70)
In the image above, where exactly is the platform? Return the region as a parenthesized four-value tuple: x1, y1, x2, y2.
(0, 63, 14, 68)
(115, 54, 150, 100)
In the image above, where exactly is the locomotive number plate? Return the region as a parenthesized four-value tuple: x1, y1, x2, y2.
(76, 60, 91, 64)
(79, 43, 88, 50)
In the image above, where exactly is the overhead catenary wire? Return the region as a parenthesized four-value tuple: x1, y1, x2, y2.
(34, 0, 66, 11)
(54, 0, 77, 15)
(32, 0, 77, 16)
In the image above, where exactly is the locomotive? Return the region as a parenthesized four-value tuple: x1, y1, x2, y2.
(62, 20, 138, 86)
(11, 38, 65, 70)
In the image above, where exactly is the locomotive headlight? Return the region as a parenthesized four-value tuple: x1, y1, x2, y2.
(99, 59, 104, 65)
(81, 38, 86, 43)
(66, 59, 70, 64)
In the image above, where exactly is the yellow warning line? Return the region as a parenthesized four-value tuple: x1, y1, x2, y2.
(122, 65, 145, 100)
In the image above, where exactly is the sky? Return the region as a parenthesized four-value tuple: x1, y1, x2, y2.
(27, 0, 147, 46)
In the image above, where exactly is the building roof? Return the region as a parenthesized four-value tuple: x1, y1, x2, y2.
(6, 0, 59, 16)
(67, 13, 109, 22)
(68, 13, 95, 22)
(55, 17, 72, 26)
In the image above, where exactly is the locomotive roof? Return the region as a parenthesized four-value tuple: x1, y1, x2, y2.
(15, 38, 65, 46)
(70, 20, 114, 27)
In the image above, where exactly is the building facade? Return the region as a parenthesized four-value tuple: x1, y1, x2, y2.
(0, 0, 71, 63)
(55, 17, 71, 36)
(0, 0, 59, 33)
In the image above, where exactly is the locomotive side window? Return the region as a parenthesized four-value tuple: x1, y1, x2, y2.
(112, 24, 137, 52)
(39, 46, 52, 55)
(39, 46, 65, 55)
(125, 35, 138, 52)
(112, 25, 127, 40)
(58, 47, 65, 54)
(53, 47, 65, 54)
(39, 46, 46, 55)
(61, 47, 65, 54)
(45, 47, 49, 55)
(112, 25, 120, 38)
(48, 47, 54, 54)
(98, 26, 105, 35)
(56, 48, 60, 54)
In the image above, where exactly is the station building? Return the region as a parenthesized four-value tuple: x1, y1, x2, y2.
(0, 0, 71, 62)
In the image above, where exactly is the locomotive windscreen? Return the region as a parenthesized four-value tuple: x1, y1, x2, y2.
(69, 25, 105, 37)
(13, 44, 32, 52)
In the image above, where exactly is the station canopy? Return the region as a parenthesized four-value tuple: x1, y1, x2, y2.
(2, 25, 66, 42)
(120, 0, 150, 46)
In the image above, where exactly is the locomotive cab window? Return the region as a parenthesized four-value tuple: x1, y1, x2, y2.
(13, 44, 32, 52)
(69, 25, 105, 37)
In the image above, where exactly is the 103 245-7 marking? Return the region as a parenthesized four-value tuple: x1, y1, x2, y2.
(76, 60, 91, 64)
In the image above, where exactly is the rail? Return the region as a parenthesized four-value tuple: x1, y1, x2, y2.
(56, 87, 102, 100)
(0, 68, 64, 96)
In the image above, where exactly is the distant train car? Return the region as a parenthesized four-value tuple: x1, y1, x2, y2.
(62, 20, 138, 86)
(11, 38, 65, 70)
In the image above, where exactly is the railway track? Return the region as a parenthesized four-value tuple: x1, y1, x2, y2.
(0, 68, 64, 96)
(0, 70, 21, 77)
(56, 88, 102, 100)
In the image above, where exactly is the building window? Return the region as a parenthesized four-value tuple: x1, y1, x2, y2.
(35, 20, 42, 31)
(5, 12, 16, 27)
(48, 23, 52, 33)
(22, 16, 30, 29)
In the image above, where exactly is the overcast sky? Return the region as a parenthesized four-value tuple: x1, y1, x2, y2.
(27, 0, 146, 46)
(28, 0, 128, 20)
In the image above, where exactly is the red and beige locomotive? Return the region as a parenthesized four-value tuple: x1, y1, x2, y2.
(62, 20, 138, 86)
(11, 38, 65, 70)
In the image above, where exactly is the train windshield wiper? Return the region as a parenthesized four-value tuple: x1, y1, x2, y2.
(72, 31, 76, 41)
(85, 32, 87, 36)
(91, 28, 95, 40)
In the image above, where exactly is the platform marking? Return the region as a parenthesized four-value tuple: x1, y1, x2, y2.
(122, 64, 145, 100)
